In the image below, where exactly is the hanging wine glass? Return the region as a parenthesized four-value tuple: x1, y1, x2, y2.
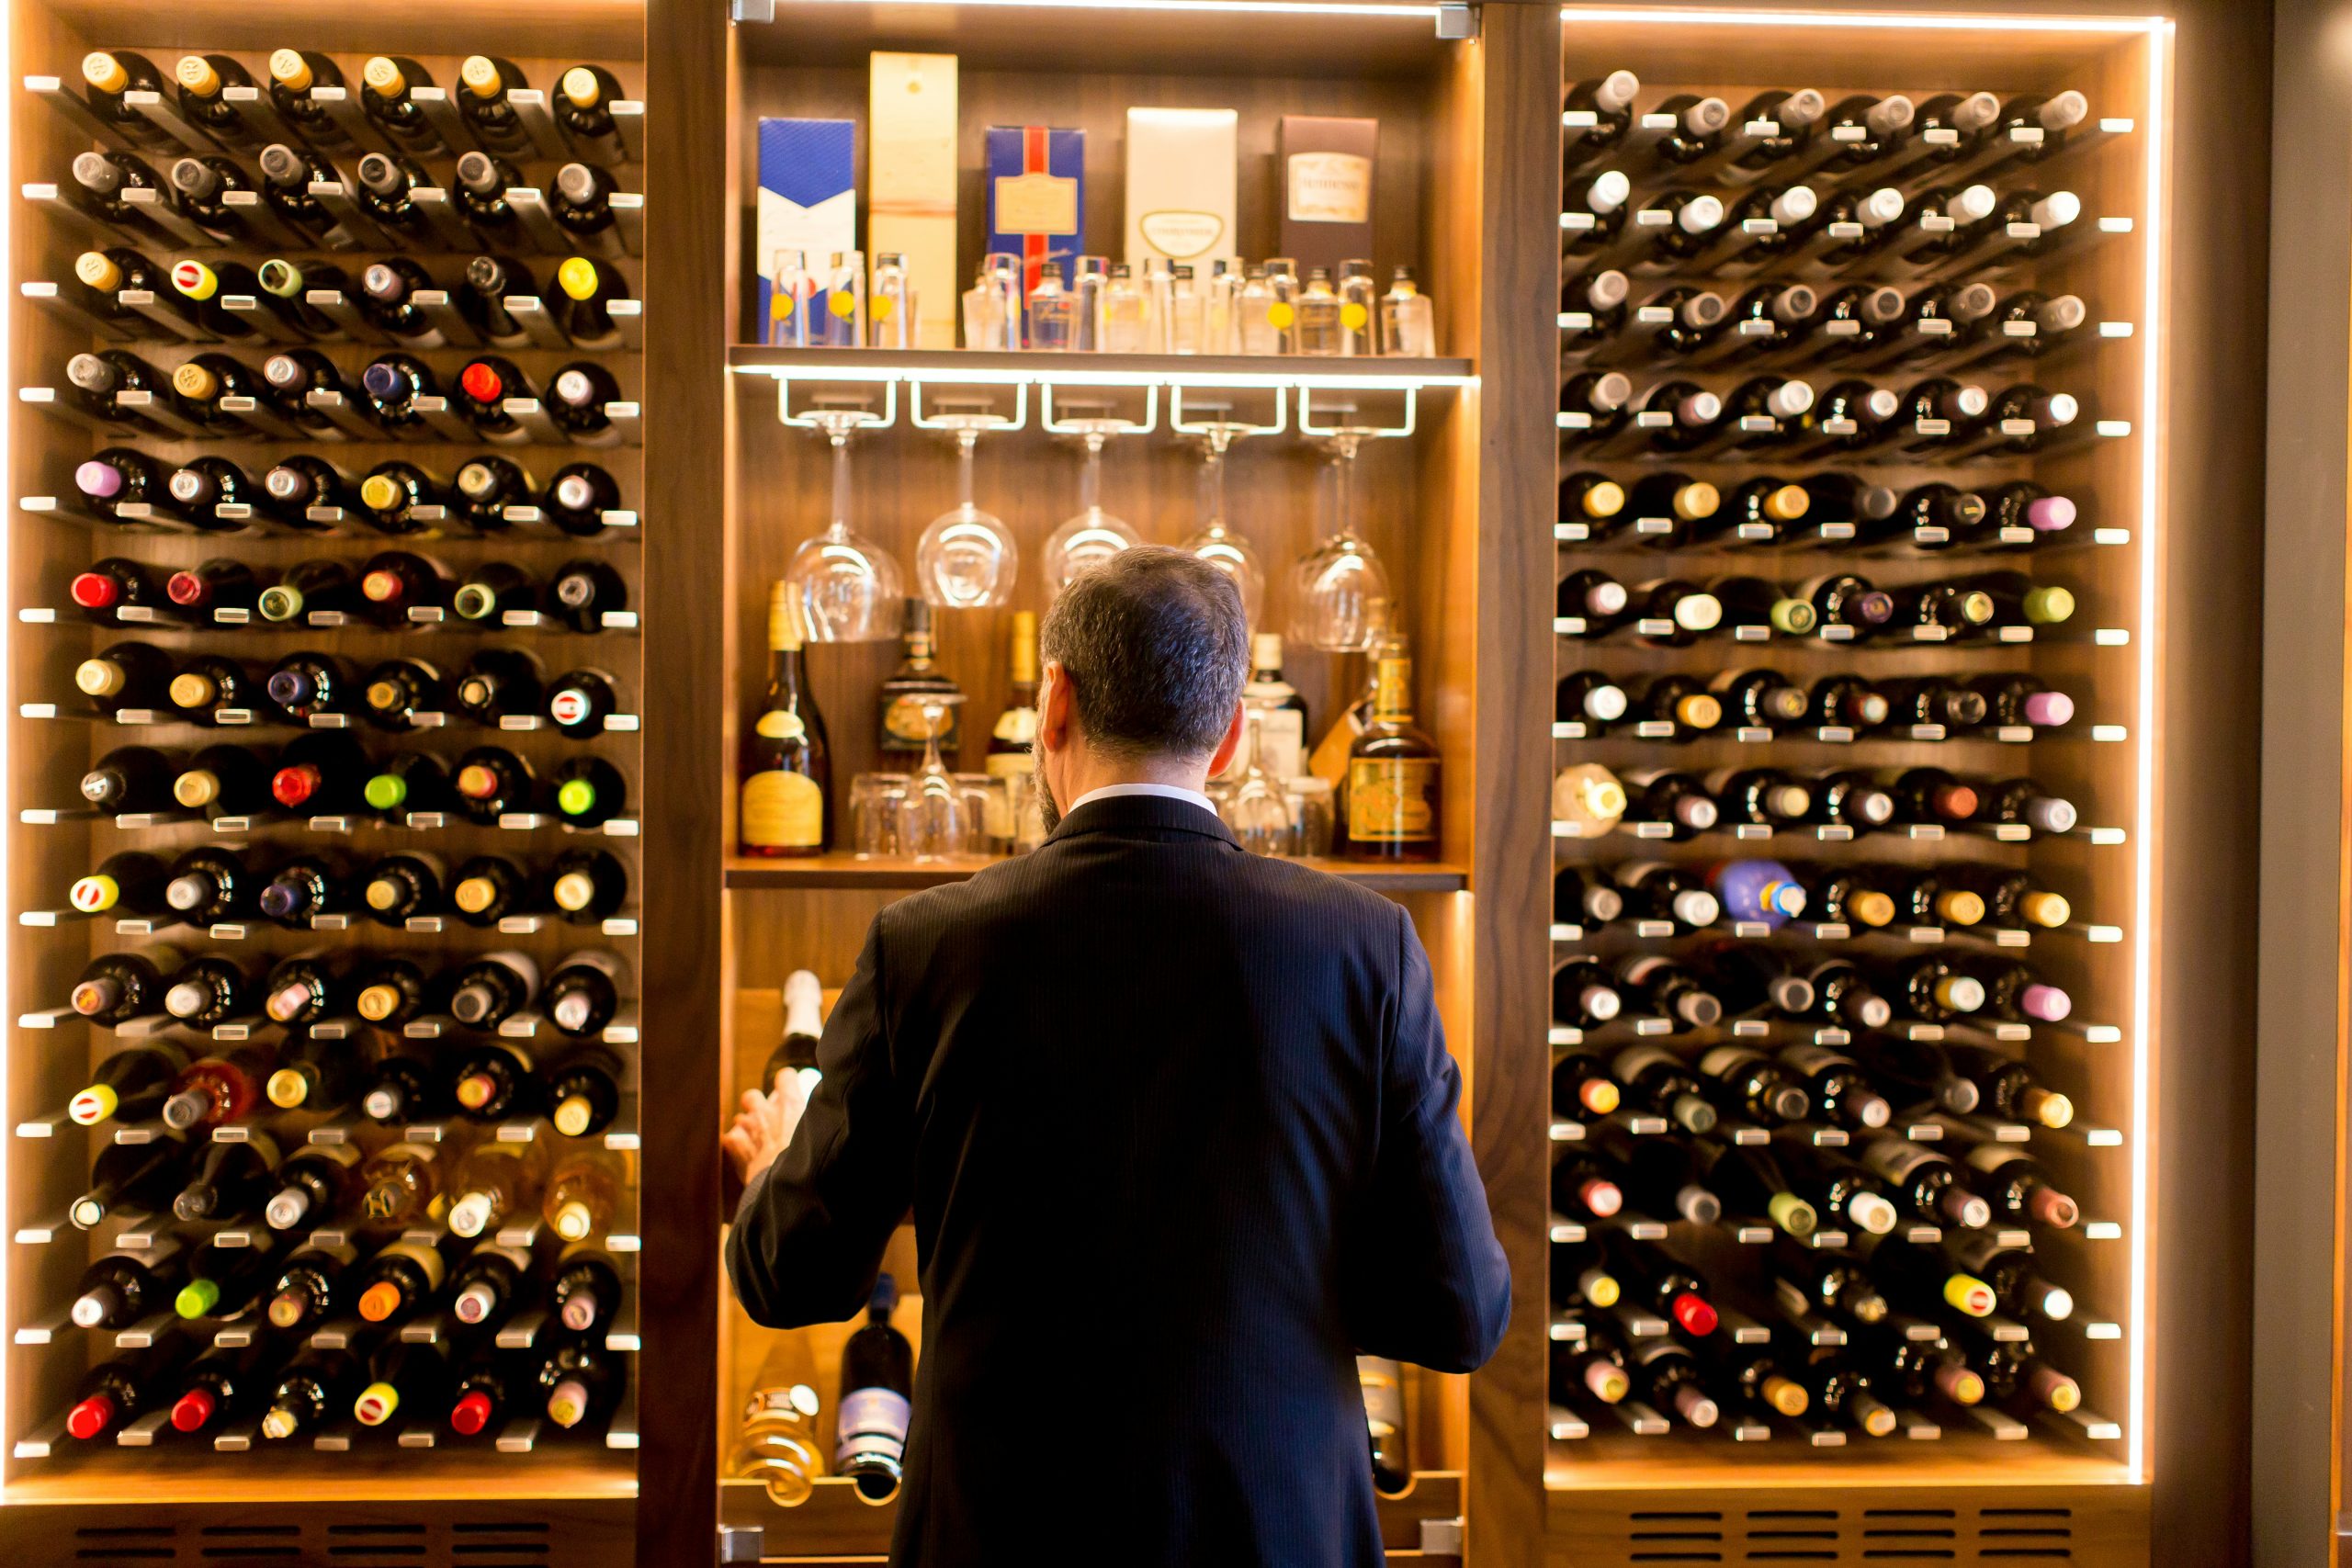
(1287, 430, 1392, 652)
(785, 412, 906, 643)
(1181, 427, 1266, 627)
(916, 423, 1020, 608)
(1042, 424, 1142, 595)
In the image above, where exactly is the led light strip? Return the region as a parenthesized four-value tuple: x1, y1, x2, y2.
(1557, 3, 2170, 1482)
(731, 363, 1478, 392)
(776, 0, 1440, 15)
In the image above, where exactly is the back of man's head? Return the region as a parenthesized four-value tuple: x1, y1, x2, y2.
(1038, 547, 1250, 761)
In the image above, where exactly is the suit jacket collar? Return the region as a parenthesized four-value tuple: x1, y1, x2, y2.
(1045, 790, 1239, 849)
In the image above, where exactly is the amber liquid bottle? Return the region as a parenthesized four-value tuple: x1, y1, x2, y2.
(740, 581, 831, 857)
(1343, 637, 1442, 862)
(876, 599, 962, 763)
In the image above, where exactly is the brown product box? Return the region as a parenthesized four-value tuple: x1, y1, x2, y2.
(869, 51, 959, 348)
(1276, 115, 1378, 273)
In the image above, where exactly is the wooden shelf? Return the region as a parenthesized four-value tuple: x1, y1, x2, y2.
(728, 345, 1476, 389)
(724, 854, 1467, 893)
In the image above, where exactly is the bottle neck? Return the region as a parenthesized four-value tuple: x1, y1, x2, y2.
(1369, 655, 1415, 725)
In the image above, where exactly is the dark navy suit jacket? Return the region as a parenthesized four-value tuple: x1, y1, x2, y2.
(726, 792, 1511, 1566)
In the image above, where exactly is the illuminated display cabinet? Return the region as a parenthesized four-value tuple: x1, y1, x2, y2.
(0, 0, 2267, 1564)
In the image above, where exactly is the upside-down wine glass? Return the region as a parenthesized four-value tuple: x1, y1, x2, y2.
(1041, 424, 1143, 595)
(897, 696, 971, 861)
(1287, 430, 1392, 652)
(1181, 426, 1266, 628)
(915, 423, 1020, 609)
(786, 412, 906, 643)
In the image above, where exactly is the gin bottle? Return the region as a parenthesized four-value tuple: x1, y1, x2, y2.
(1102, 263, 1148, 353)
(1072, 255, 1108, 351)
(1238, 265, 1278, 355)
(868, 252, 914, 349)
(1380, 266, 1437, 355)
(1026, 262, 1076, 351)
(1338, 259, 1378, 355)
(1295, 267, 1343, 356)
(1168, 265, 1204, 354)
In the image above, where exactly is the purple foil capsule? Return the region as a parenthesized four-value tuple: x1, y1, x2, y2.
(1710, 858, 1807, 929)
(2021, 690, 2075, 727)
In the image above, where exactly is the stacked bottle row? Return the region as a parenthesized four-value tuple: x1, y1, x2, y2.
(1549, 65, 2125, 1455)
(13, 43, 646, 1471)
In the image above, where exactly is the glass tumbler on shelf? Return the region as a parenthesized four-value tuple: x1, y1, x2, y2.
(1283, 776, 1335, 858)
(786, 413, 906, 644)
(1026, 261, 1078, 351)
(1182, 427, 1265, 628)
(1043, 424, 1143, 595)
(916, 425, 1020, 609)
(897, 698, 973, 862)
(869, 251, 915, 349)
(1287, 431, 1394, 653)
(962, 251, 1023, 350)
(850, 773, 910, 859)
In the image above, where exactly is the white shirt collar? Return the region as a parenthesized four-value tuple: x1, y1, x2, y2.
(1067, 781, 1220, 818)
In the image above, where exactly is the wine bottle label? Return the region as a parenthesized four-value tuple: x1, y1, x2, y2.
(1959, 1142, 2023, 1177)
(882, 694, 956, 748)
(1347, 758, 1437, 843)
(742, 770, 824, 850)
(1253, 709, 1306, 781)
(1775, 1043, 1851, 1076)
(834, 1386, 911, 1468)
(1696, 1044, 1767, 1078)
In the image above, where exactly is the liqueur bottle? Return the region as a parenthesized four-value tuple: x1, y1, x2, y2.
(876, 599, 962, 764)
(1344, 635, 1441, 862)
(741, 581, 831, 856)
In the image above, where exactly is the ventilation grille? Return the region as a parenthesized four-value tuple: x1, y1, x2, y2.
(1598, 1504, 2075, 1564)
(63, 1517, 581, 1567)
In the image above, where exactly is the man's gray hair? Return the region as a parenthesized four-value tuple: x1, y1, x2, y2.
(1038, 547, 1250, 761)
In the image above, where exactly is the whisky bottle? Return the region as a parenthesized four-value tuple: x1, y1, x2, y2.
(1344, 637, 1442, 862)
(877, 599, 962, 763)
(741, 581, 831, 857)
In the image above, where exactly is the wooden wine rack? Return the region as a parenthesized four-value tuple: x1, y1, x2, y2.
(1532, 8, 2256, 1568)
(0, 2, 2273, 1565)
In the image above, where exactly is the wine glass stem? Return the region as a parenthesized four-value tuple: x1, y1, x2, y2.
(957, 432, 978, 509)
(831, 434, 853, 531)
(1204, 447, 1226, 530)
(1080, 434, 1102, 513)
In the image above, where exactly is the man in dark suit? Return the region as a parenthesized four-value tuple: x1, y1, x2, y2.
(724, 547, 1510, 1567)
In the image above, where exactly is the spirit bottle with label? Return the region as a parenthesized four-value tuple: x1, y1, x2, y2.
(1379, 266, 1437, 356)
(741, 581, 831, 857)
(1344, 636, 1442, 862)
(984, 612, 1042, 852)
(1241, 634, 1309, 782)
(877, 599, 962, 765)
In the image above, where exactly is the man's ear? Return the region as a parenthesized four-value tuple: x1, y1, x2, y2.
(1205, 699, 1247, 777)
(1037, 661, 1071, 752)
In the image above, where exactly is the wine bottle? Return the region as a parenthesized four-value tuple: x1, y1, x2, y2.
(175, 1231, 282, 1320)
(448, 1040, 537, 1122)
(1590, 1125, 1720, 1225)
(1551, 959, 1625, 1030)
(1693, 1046, 1813, 1132)
(553, 756, 628, 828)
(1957, 1142, 2081, 1230)
(75, 640, 173, 713)
(69, 947, 178, 1024)
(1706, 943, 1815, 1018)
(264, 1142, 362, 1234)
(1706, 766, 1813, 828)
(548, 558, 628, 634)
(548, 1043, 627, 1137)
(546, 462, 624, 537)
(159, 1042, 275, 1127)
(452, 747, 537, 825)
(260, 1348, 361, 1439)
(66, 851, 168, 919)
(1775, 1043, 1894, 1133)
(1804, 959, 1896, 1032)
(447, 951, 541, 1030)
(1610, 1044, 1718, 1135)
(1774, 1243, 1888, 1324)
(70, 1244, 187, 1330)
(544, 1150, 622, 1241)
(1856, 1140, 1993, 1231)
(1611, 862, 1720, 930)
(1617, 954, 1723, 1031)
(1944, 1042, 2075, 1128)
(551, 255, 632, 347)
(1621, 767, 1718, 838)
(1552, 865, 1624, 928)
(445, 1142, 547, 1238)
(1794, 867, 1894, 931)
(66, 1347, 193, 1440)
(359, 1140, 446, 1225)
(543, 951, 627, 1037)
(1971, 776, 2079, 835)
(81, 743, 177, 815)
(538, 1340, 626, 1430)
(1780, 1145, 1900, 1235)
(1943, 863, 2071, 930)
(259, 953, 340, 1027)
(356, 1236, 452, 1325)
(354, 1340, 456, 1427)
(355, 960, 431, 1032)
(1942, 1232, 2073, 1322)
(1783, 1348, 1898, 1437)
(70, 1136, 191, 1228)
(1557, 368, 1634, 434)
(450, 1242, 536, 1329)
(68, 1040, 190, 1125)
(551, 1242, 624, 1335)
(834, 1275, 916, 1496)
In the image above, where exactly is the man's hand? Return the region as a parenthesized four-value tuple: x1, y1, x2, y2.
(723, 1067, 817, 1188)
